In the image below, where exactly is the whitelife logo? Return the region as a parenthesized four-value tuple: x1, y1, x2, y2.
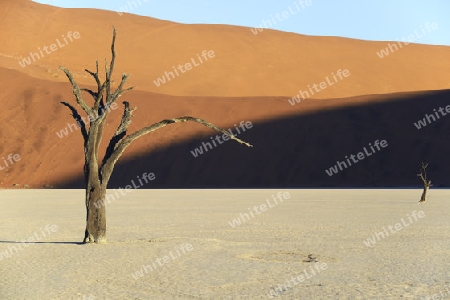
(228, 191, 290, 228)
(190, 121, 253, 158)
(131, 243, 194, 280)
(288, 69, 350, 106)
(0, 153, 21, 172)
(376, 22, 438, 58)
(363, 210, 425, 247)
(153, 50, 215, 87)
(0, 225, 58, 261)
(422, 283, 450, 300)
(94, 172, 156, 208)
(251, 0, 313, 35)
(18, 31, 81, 68)
(267, 262, 328, 298)
(116, 0, 149, 16)
(414, 105, 450, 130)
(325, 139, 388, 176)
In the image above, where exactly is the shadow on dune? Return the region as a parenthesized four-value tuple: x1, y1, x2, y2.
(57, 89, 450, 188)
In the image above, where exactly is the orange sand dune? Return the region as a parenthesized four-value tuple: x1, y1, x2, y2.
(0, 66, 448, 188)
(1, 0, 450, 188)
(1, 0, 450, 98)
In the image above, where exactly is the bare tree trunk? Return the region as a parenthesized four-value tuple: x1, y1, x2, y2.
(417, 162, 432, 204)
(60, 27, 252, 244)
(419, 185, 429, 204)
(83, 181, 107, 243)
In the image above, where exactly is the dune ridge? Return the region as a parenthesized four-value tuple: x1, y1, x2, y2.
(1, 0, 450, 98)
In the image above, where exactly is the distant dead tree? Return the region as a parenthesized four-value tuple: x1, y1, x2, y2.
(60, 27, 252, 244)
(417, 162, 432, 204)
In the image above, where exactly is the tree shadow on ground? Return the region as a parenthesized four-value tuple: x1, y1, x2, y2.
(0, 241, 83, 245)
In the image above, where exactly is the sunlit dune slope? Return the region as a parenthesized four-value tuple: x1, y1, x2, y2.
(1, 0, 449, 98)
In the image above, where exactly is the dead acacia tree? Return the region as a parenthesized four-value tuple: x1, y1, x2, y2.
(417, 162, 432, 204)
(60, 27, 252, 244)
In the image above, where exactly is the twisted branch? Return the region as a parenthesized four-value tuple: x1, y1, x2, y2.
(100, 116, 253, 184)
(59, 67, 94, 119)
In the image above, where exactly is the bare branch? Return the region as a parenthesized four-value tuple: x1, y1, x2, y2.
(81, 88, 97, 99)
(61, 101, 88, 143)
(59, 66, 94, 118)
(85, 61, 106, 114)
(100, 116, 253, 184)
(98, 28, 131, 111)
(114, 101, 136, 136)
(109, 26, 116, 79)
(108, 74, 134, 104)
(84, 61, 101, 89)
(126, 116, 252, 152)
(101, 101, 136, 168)
(104, 27, 116, 105)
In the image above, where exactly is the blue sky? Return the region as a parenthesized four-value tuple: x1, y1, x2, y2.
(33, 0, 450, 46)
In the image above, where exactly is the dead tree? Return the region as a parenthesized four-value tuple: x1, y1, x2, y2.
(60, 27, 252, 244)
(417, 162, 432, 204)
